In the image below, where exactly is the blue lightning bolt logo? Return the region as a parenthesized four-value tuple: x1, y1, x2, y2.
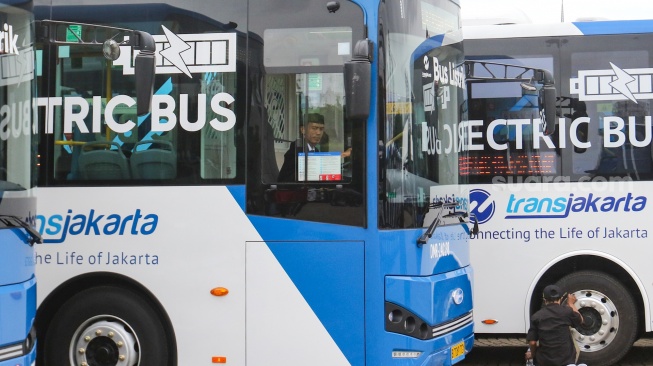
(160, 25, 192, 78)
(608, 62, 637, 103)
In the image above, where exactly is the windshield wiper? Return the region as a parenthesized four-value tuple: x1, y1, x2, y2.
(417, 201, 457, 246)
(0, 215, 42, 246)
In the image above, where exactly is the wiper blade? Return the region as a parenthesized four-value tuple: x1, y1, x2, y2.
(0, 215, 42, 246)
(417, 201, 457, 246)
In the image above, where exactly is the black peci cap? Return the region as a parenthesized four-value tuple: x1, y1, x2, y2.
(543, 285, 563, 301)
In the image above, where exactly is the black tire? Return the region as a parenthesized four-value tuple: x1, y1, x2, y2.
(555, 270, 638, 366)
(43, 286, 169, 366)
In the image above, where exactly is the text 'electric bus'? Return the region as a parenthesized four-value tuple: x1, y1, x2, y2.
(0, 1, 37, 365)
(464, 20, 653, 366)
(32, 0, 477, 365)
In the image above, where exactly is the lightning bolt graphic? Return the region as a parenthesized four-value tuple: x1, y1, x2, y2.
(609, 62, 637, 103)
(160, 25, 192, 78)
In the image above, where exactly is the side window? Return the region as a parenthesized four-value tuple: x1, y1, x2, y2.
(247, 0, 366, 226)
(38, 10, 246, 185)
(567, 36, 653, 181)
(49, 46, 140, 182)
(467, 34, 653, 184)
(466, 54, 558, 183)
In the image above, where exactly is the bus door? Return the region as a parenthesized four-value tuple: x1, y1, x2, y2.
(245, 0, 367, 364)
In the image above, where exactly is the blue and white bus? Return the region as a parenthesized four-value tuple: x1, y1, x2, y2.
(464, 19, 653, 366)
(32, 0, 479, 365)
(0, 1, 38, 365)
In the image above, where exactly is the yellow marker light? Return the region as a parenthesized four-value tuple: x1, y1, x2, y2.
(212, 356, 227, 363)
(481, 319, 499, 325)
(210, 287, 229, 297)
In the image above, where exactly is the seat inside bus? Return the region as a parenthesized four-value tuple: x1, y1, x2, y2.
(78, 141, 130, 180)
(130, 140, 177, 179)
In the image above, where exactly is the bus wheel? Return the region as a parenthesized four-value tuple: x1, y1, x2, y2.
(43, 286, 169, 366)
(555, 270, 638, 366)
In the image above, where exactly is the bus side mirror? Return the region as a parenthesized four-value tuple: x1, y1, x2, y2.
(539, 84, 557, 136)
(344, 39, 373, 121)
(537, 69, 556, 136)
(133, 31, 156, 117)
(37, 21, 157, 117)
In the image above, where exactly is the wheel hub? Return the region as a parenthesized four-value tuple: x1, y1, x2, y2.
(72, 318, 139, 366)
(570, 290, 619, 353)
(86, 336, 119, 365)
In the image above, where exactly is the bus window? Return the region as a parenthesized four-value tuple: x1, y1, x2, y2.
(247, 0, 366, 226)
(569, 46, 653, 180)
(40, 13, 245, 185)
(466, 55, 559, 183)
(263, 26, 354, 184)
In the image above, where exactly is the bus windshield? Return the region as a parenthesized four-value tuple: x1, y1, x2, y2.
(380, 0, 468, 229)
(0, 5, 35, 193)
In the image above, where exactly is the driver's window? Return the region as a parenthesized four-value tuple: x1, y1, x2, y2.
(247, 0, 366, 226)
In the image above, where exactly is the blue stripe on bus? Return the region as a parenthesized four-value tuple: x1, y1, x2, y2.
(266, 240, 365, 366)
(235, 182, 366, 364)
(574, 19, 653, 35)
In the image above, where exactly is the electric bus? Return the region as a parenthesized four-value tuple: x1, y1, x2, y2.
(32, 0, 477, 365)
(0, 1, 38, 365)
(464, 19, 653, 366)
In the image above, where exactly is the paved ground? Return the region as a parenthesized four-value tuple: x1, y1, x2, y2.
(459, 336, 653, 366)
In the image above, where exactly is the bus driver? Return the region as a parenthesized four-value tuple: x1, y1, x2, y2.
(278, 113, 351, 182)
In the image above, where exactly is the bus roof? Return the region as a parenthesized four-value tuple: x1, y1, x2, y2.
(462, 8, 531, 26)
(464, 19, 653, 39)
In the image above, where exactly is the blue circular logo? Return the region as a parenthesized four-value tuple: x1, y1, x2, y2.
(452, 288, 464, 305)
(470, 189, 495, 224)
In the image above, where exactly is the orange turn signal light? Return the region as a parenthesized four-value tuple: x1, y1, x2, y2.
(481, 319, 499, 325)
(212, 356, 227, 363)
(210, 287, 229, 297)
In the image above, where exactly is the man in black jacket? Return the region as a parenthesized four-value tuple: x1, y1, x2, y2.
(526, 285, 584, 366)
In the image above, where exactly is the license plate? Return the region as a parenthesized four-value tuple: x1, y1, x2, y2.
(451, 341, 466, 361)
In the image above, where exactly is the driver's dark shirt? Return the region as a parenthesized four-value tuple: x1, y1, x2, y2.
(527, 303, 583, 366)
